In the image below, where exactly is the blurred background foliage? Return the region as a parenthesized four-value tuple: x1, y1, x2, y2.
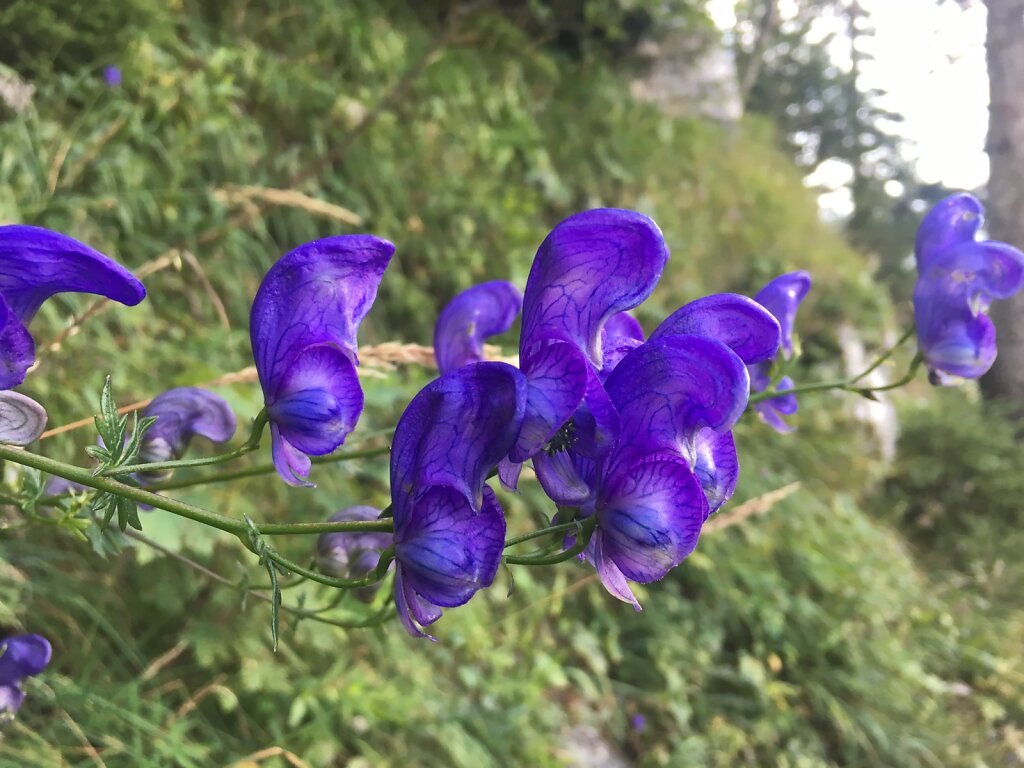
(0, 0, 1021, 766)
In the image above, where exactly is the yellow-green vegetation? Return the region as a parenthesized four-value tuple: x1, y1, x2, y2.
(0, 1, 1019, 766)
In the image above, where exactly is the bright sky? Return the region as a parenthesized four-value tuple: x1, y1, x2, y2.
(707, 0, 990, 207)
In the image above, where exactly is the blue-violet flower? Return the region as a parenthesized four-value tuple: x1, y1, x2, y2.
(250, 236, 394, 486)
(0, 634, 51, 717)
(0, 225, 146, 390)
(434, 281, 522, 373)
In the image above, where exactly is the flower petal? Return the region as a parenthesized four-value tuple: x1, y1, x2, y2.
(0, 225, 146, 322)
(520, 209, 668, 367)
(533, 450, 595, 506)
(509, 341, 588, 463)
(270, 423, 313, 487)
(571, 369, 620, 458)
(0, 295, 35, 391)
(914, 291, 997, 380)
(914, 193, 984, 269)
(395, 484, 505, 608)
(692, 428, 738, 515)
(919, 241, 1024, 303)
(753, 273, 812, 359)
(250, 235, 394, 400)
(603, 335, 749, 475)
(651, 293, 781, 365)
(592, 533, 642, 611)
(0, 391, 47, 446)
(266, 344, 363, 456)
(753, 375, 799, 433)
(0, 634, 51, 683)
(434, 281, 522, 373)
(391, 362, 526, 524)
(598, 456, 706, 584)
(395, 565, 441, 641)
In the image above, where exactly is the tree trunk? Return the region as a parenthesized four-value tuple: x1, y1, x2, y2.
(981, 0, 1024, 402)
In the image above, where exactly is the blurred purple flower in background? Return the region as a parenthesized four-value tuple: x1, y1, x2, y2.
(913, 193, 1024, 384)
(0, 225, 146, 390)
(250, 236, 394, 486)
(433, 280, 522, 373)
(390, 362, 526, 639)
(0, 634, 51, 716)
(103, 65, 122, 87)
(745, 272, 812, 432)
(316, 506, 392, 601)
(134, 387, 236, 484)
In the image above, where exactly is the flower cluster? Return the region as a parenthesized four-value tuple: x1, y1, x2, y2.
(912, 193, 1024, 384)
(380, 208, 783, 632)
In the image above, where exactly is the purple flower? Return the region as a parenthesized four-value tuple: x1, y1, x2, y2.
(913, 194, 1024, 383)
(103, 66, 122, 87)
(505, 209, 668, 481)
(0, 226, 146, 390)
(537, 335, 751, 609)
(250, 236, 394, 486)
(0, 391, 47, 446)
(0, 634, 51, 716)
(743, 273, 812, 432)
(391, 362, 526, 639)
(631, 713, 647, 733)
(135, 387, 236, 484)
(434, 281, 522, 373)
(316, 506, 392, 601)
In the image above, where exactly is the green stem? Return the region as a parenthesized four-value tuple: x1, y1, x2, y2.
(145, 444, 391, 492)
(505, 517, 596, 565)
(0, 445, 392, 537)
(266, 546, 396, 589)
(849, 326, 917, 385)
(748, 330, 922, 405)
(503, 520, 581, 549)
(101, 409, 269, 477)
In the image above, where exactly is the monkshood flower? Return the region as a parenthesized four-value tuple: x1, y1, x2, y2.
(316, 506, 392, 602)
(542, 335, 751, 609)
(0, 225, 147, 390)
(134, 387, 236, 484)
(390, 362, 526, 639)
(505, 209, 669, 482)
(740, 272, 812, 432)
(0, 391, 47, 446)
(250, 236, 394, 486)
(433, 281, 522, 373)
(913, 193, 1024, 383)
(0, 634, 51, 717)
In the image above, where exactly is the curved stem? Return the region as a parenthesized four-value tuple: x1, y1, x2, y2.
(266, 547, 395, 589)
(101, 409, 269, 477)
(849, 326, 917, 385)
(505, 517, 595, 566)
(144, 444, 390, 492)
(0, 445, 392, 537)
(503, 520, 581, 549)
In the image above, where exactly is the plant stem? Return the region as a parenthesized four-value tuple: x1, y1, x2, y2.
(848, 326, 917, 384)
(503, 520, 581, 549)
(505, 517, 596, 565)
(0, 445, 392, 537)
(101, 409, 269, 477)
(145, 444, 391, 492)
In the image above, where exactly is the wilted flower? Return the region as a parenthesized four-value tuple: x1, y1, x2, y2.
(0, 391, 47, 446)
(744, 272, 812, 432)
(913, 193, 1024, 383)
(0, 634, 51, 717)
(434, 281, 522, 373)
(390, 362, 526, 639)
(250, 236, 394, 486)
(316, 506, 392, 601)
(135, 387, 236, 484)
(0, 226, 146, 390)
